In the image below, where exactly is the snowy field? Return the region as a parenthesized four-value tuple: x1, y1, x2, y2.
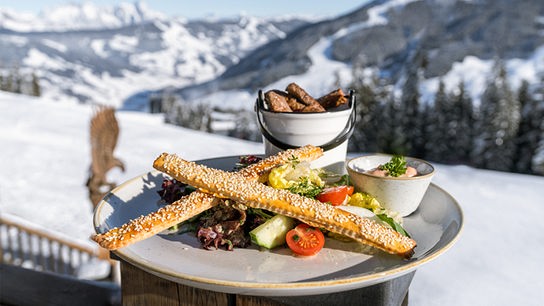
(1, 92, 543, 305)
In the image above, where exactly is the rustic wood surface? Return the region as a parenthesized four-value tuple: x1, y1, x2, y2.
(120, 260, 413, 306)
(121, 262, 230, 306)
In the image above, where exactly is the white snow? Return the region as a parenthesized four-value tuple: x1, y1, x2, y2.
(199, 89, 255, 110)
(265, 37, 352, 98)
(410, 164, 544, 305)
(41, 39, 68, 53)
(90, 39, 108, 58)
(0, 1, 167, 32)
(421, 46, 544, 105)
(109, 35, 139, 53)
(0, 91, 262, 243)
(0, 13, 298, 108)
(23, 48, 67, 71)
(1, 92, 543, 305)
(0, 33, 28, 46)
(366, 0, 418, 26)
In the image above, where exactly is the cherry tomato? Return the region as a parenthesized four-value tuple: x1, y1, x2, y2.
(286, 223, 325, 256)
(315, 185, 354, 206)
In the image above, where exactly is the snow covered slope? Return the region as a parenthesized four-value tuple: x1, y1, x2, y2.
(0, 1, 166, 32)
(0, 91, 262, 243)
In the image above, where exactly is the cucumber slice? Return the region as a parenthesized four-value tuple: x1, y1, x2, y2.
(249, 214, 296, 249)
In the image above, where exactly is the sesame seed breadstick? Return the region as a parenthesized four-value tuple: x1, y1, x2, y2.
(154, 154, 417, 258)
(92, 191, 219, 250)
(92, 145, 324, 250)
(236, 145, 324, 184)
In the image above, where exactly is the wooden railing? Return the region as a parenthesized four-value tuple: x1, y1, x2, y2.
(0, 213, 116, 280)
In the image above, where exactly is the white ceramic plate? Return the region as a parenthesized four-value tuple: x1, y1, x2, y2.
(94, 156, 463, 296)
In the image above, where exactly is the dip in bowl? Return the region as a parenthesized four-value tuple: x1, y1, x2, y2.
(346, 154, 435, 217)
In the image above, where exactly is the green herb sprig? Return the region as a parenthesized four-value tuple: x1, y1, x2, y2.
(288, 155, 300, 169)
(287, 177, 323, 198)
(248, 208, 275, 220)
(379, 155, 407, 177)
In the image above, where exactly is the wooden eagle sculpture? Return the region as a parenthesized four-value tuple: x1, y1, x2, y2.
(86, 106, 125, 208)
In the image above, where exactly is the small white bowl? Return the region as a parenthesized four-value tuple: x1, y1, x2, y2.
(346, 154, 435, 217)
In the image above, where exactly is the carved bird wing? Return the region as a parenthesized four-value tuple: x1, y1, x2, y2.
(89, 106, 124, 176)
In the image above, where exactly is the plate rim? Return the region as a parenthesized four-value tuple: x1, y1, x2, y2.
(93, 156, 464, 294)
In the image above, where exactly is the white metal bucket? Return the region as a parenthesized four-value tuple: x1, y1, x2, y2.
(255, 90, 356, 173)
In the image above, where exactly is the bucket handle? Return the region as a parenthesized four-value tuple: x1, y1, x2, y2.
(255, 89, 356, 152)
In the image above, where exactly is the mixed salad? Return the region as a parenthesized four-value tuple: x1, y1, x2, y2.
(157, 155, 410, 256)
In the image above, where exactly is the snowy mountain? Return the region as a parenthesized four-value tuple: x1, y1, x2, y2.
(0, 2, 311, 107)
(2, 0, 544, 109)
(176, 0, 544, 105)
(0, 1, 166, 32)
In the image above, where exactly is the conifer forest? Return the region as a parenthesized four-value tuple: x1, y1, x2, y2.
(348, 59, 544, 176)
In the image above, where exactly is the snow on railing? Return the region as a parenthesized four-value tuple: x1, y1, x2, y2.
(0, 212, 115, 280)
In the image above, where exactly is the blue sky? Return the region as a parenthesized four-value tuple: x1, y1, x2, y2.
(0, 0, 371, 19)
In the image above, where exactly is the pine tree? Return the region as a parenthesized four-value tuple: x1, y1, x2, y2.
(232, 110, 259, 141)
(425, 79, 449, 162)
(534, 82, 544, 175)
(195, 103, 211, 131)
(12, 67, 22, 94)
(513, 80, 544, 174)
(475, 59, 520, 171)
(5, 70, 13, 92)
(442, 82, 461, 163)
(161, 91, 179, 124)
(349, 81, 373, 152)
(31, 72, 41, 97)
(379, 95, 408, 155)
(419, 102, 433, 160)
(348, 71, 386, 153)
(400, 65, 423, 157)
(535, 125, 544, 175)
(450, 80, 475, 164)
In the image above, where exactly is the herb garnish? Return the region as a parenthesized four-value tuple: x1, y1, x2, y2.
(248, 208, 275, 220)
(287, 177, 324, 198)
(379, 155, 407, 177)
(288, 155, 300, 168)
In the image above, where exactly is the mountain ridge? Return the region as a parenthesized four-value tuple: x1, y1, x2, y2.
(0, 2, 311, 106)
(175, 0, 544, 102)
(0, 1, 166, 32)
